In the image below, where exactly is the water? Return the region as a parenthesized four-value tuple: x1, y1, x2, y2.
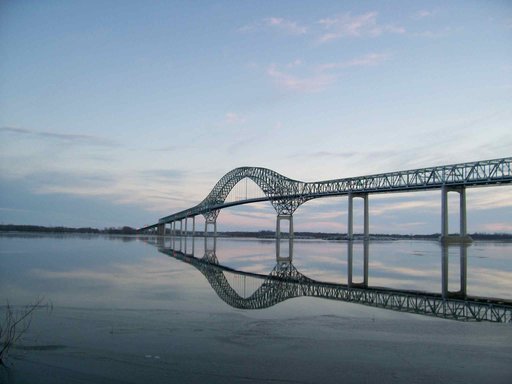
(4, 234, 510, 306)
(1, 234, 512, 383)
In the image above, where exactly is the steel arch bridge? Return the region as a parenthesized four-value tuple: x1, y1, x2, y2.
(140, 157, 512, 244)
(158, 247, 512, 323)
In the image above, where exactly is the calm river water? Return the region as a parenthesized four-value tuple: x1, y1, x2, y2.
(1, 233, 511, 383)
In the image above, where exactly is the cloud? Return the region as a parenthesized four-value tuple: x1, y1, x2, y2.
(413, 27, 452, 39)
(225, 133, 261, 154)
(286, 59, 303, 68)
(318, 12, 405, 42)
(0, 207, 34, 214)
(467, 188, 512, 210)
(0, 126, 117, 147)
(265, 52, 389, 93)
(412, 10, 436, 20)
(290, 151, 357, 159)
(211, 113, 248, 138)
(239, 17, 307, 36)
(153, 145, 180, 152)
(1, 166, 197, 216)
(263, 17, 308, 35)
(481, 223, 512, 233)
(223, 112, 246, 125)
(370, 200, 438, 217)
(318, 53, 389, 72)
(266, 64, 335, 92)
(141, 169, 185, 181)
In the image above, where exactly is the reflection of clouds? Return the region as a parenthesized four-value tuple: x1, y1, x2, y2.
(29, 257, 195, 292)
(19, 253, 232, 310)
(369, 277, 432, 290)
(235, 263, 273, 274)
(162, 238, 512, 301)
(370, 261, 439, 278)
(467, 268, 512, 298)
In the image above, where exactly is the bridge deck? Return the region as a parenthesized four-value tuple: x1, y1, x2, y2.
(160, 248, 512, 323)
(141, 157, 511, 229)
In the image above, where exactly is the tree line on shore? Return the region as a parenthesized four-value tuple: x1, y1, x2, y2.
(1, 224, 511, 240)
(0, 224, 138, 235)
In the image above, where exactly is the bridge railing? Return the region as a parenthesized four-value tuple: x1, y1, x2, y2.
(159, 247, 512, 322)
(152, 157, 511, 226)
(307, 157, 512, 195)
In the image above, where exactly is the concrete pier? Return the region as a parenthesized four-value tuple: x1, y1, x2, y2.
(347, 193, 369, 241)
(276, 215, 294, 261)
(441, 244, 468, 299)
(440, 186, 472, 244)
(347, 241, 369, 288)
(204, 219, 217, 237)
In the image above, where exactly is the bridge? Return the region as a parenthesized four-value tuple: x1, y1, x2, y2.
(140, 157, 512, 251)
(153, 242, 512, 323)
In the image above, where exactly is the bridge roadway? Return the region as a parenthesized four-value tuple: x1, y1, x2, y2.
(157, 246, 512, 323)
(140, 157, 512, 244)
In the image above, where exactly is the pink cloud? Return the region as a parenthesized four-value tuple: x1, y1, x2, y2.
(266, 64, 335, 92)
(263, 17, 307, 35)
(318, 53, 389, 72)
(318, 12, 405, 42)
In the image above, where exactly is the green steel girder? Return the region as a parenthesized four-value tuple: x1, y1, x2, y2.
(159, 247, 512, 322)
(152, 157, 511, 228)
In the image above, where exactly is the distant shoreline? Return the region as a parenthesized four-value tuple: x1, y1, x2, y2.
(1, 224, 511, 241)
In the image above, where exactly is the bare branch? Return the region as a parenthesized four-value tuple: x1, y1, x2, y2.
(0, 297, 46, 366)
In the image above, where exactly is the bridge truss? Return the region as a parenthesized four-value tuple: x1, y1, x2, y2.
(159, 247, 512, 323)
(143, 157, 511, 230)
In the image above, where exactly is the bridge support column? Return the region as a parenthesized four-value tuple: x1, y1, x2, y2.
(203, 235, 217, 264)
(157, 224, 165, 236)
(441, 244, 468, 299)
(440, 186, 472, 244)
(170, 222, 175, 248)
(347, 193, 369, 241)
(276, 215, 293, 261)
(184, 217, 188, 237)
(192, 216, 196, 237)
(348, 194, 353, 240)
(157, 234, 164, 248)
(363, 240, 369, 286)
(204, 219, 217, 237)
(363, 195, 369, 240)
(203, 210, 219, 238)
(347, 241, 369, 288)
(460, 245, 468, 297)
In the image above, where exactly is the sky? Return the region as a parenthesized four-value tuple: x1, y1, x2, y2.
(1, 0, 511, 234)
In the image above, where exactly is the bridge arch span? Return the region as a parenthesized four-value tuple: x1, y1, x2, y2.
(190, 253, 312, 309)
(149, 157, 512, 242)
(200, 167, 307, 216)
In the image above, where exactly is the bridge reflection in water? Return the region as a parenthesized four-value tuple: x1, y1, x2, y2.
(147, 236, 512, 323)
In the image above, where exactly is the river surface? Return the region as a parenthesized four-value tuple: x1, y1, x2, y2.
(1, 233, 511, 383)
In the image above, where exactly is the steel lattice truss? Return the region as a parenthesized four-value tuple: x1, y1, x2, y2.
(151, 157, 512, 227)
(159, 248, 512, 323)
